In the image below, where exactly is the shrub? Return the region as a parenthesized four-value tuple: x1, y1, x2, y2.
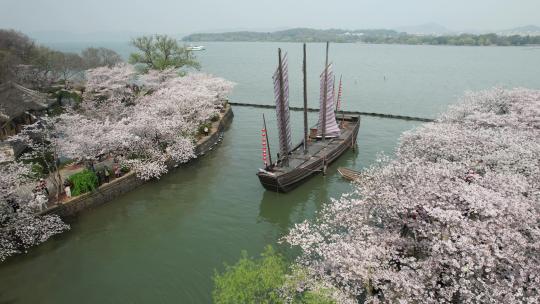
(198, 122, 212, 135)
(68, 169, 98, 196)
(55, 89, 82, 104)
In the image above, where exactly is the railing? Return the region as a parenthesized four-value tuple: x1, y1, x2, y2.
(228, 102, 434, 122)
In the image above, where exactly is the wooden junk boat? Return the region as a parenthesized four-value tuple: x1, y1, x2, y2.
(257, 43, 360, 193)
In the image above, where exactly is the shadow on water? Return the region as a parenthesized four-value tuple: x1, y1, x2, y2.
(258, 191, 305, 231)
(257, 159, 339, 233)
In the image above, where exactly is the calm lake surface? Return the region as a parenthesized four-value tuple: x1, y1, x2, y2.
(1, 42, 539, 303)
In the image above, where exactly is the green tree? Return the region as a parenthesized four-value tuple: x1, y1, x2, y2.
(213, 246, 286, 304)
(213, 246, 336, 304)
(129, 34, 200, 71)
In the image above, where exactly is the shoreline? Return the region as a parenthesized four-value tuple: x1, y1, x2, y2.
(40, 103, 234, 218)
(182, 40, 540, 47)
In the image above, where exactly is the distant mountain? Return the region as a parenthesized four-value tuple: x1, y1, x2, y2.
(497, 25, 540, 36)
(395, 23, 453, 35)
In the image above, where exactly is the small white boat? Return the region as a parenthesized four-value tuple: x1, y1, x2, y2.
(186, 45, 205, 51)
(337, 167, 362, 181)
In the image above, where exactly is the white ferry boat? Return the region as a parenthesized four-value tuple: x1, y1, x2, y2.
(186, 45, 205, 51)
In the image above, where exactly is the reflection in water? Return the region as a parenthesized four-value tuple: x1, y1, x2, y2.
(259, 191, 304, 231)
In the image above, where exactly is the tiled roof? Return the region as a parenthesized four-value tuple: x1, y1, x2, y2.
(0, 81, 53, 124)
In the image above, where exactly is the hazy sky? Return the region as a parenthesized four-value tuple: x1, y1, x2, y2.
(1, 0, 539, 34)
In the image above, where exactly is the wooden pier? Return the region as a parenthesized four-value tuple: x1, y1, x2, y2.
(229, 102, 434, 122)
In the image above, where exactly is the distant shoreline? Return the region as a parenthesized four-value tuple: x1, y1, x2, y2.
(182, 40, 540, 48)
(183, 28, 540, 47)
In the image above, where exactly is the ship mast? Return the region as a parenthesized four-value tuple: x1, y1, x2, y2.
(277, 48, 287, 161)
(303, 43, 308, 153)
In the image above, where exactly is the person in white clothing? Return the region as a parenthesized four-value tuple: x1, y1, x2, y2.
(65, 185, 72, 198)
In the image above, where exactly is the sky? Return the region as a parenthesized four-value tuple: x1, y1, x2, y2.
(1, 0, 539, 36)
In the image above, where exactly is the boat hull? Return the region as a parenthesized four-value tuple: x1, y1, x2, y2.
(257, 115, 360, 193)
(337, 167, 362, 181)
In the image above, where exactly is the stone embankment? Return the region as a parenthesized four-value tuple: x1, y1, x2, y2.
(41, 104, 233, 217)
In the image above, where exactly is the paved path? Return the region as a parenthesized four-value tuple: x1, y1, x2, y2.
(16, 157, 121, 209)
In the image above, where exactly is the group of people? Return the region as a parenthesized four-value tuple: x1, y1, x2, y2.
(61, 161, 125, 201)
(94, 164, 123, 185)
(31, 178, 49, 211)
(33, 178, 49, 197)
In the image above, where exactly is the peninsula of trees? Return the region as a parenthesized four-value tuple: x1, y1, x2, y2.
(1, 30, 234, 261)
(183, 28, 540, 46)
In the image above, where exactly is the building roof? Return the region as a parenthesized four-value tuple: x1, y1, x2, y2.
(0, 81, 53, 125)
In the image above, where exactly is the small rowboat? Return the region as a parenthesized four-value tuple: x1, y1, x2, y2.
(337, 167, 361, 181)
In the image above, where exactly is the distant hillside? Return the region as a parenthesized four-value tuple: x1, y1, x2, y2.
(183, 28, 401, 43)
(498, 25, 540, 36)
(396, 22, 453, 35)
(183, 27, 540, 46)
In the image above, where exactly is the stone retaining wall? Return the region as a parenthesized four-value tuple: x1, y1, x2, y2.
(42, 104, 233, 218)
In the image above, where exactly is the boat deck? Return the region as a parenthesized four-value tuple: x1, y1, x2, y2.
(271, 119, 356, 175)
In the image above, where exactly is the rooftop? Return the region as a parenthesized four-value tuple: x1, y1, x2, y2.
(0, 81, 53, 124)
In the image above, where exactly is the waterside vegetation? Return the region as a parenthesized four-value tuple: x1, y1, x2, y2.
(218, 88, 540, 303)
(129, 34, 200, 72)
(284, 88, 540, 303)
(213, 246, 338, 304)
(0, 30, 234, 262)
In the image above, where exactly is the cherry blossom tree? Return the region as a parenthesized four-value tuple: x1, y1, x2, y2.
(9, 117, 64, 200)
(286, 88, 540, 303)
(1, 63, 232, 261)
(57, 64, 234, 180)
(83, 63, 139, 106)
(0, 160, 68, 262)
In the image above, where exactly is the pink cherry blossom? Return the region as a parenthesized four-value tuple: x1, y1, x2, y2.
(57, 64, 234, 180)
(286, 88, 540, 303)
(0, 161, 69, 262)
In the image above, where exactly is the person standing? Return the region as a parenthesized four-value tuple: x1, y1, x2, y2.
(64, 184, 72, 198)
(114, 165, 122, 178)
(97, 170, 104, 185)
(39, 179, 49, 196)
(104, 166, 110, 183)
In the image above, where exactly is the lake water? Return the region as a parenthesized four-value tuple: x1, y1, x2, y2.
(1, 42, 539, 303)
